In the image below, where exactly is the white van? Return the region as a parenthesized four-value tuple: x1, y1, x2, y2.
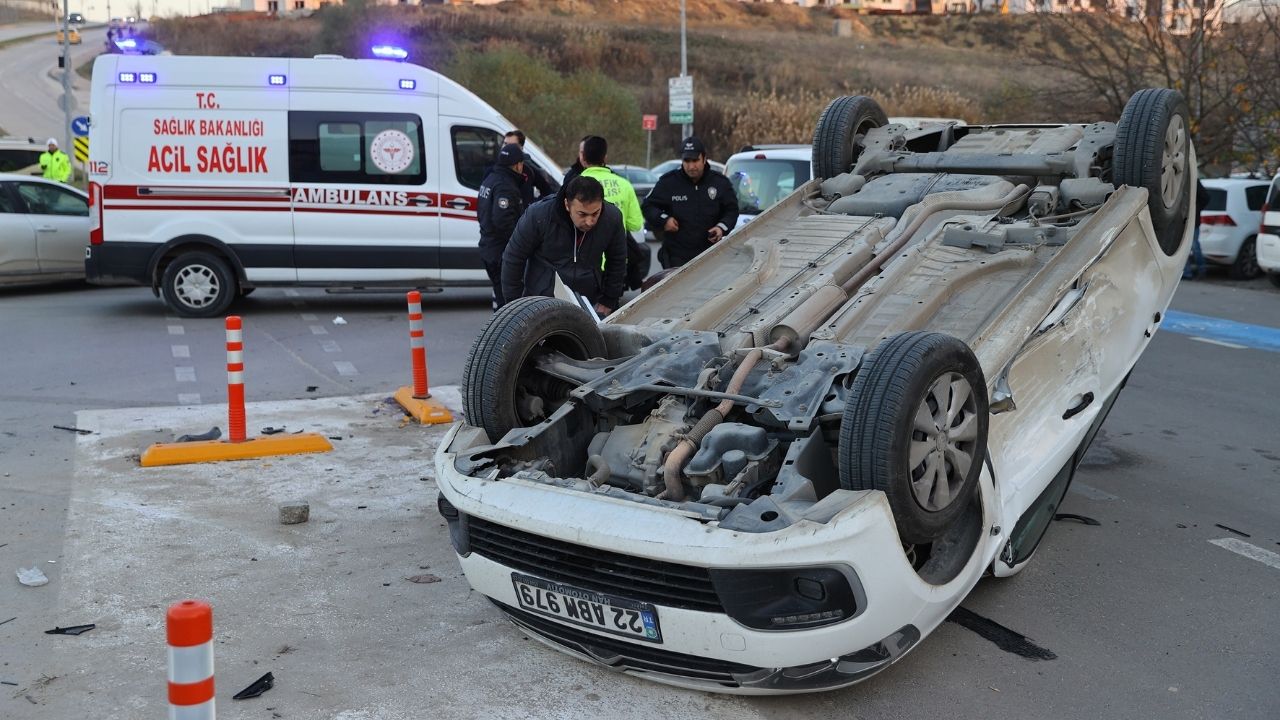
(85, 52, 560, 316)
(1259, 172, 1280, 287)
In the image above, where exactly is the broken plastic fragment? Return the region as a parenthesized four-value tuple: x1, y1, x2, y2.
(332, 316, 347, 325)
(233, 672, 275, 700)
(176, 427, 222, 443)
(16, 567, 48, 587)
(261, 427, 285, 436)
(45, 624, 95, 636)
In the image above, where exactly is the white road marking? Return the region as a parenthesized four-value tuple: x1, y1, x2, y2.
(171, 345, 190, 359)
(1209, 538, 1280, 571)
(1190, 336, 1247, 350)
(310, 325, 328, 336)
(175, 367, 197, 383)
(300, 313, 319, 321)
(284, 289, 300, 297)
(165, 315, 180, 322)
(167, 325, 185, 336)
(320, 340, 342, 353)
(1069, 482, 1119, 501)
(333, 361, 358, 376)
(177, 393, 202, 405)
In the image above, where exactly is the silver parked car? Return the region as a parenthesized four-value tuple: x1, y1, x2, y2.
(0, 174, 89, 286)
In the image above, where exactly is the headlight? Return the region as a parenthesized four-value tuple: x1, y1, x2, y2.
(708, 567, 861, 631)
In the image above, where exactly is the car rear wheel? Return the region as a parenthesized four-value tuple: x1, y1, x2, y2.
(161, 251, 237, 318)
(811, 95, 889, 181)
(1269, 272, 1280, 289)
(839, 332, 989, 545)
(1113, 88, 1191, 256)
(463, 297, 607, 443)
(1230, 236, 1261, 280)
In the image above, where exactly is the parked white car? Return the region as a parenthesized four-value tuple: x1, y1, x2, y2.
(724, 144, 812, 230)
(1199, 176, 1269, 279)
(0, 174, 89, 286)
(1257, 173, 1280, 287)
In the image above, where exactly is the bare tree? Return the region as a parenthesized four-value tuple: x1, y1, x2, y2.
(1028, 7, 1280, 172)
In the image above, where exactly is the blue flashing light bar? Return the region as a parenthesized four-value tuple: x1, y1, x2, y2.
(139, 72, 156, 84)
(118, 72, 137, 83)
(372, 45, 408, 60)
(269, 74, 286, 86)
(115, 38, 137, 49)
(398, 79, 415, 90)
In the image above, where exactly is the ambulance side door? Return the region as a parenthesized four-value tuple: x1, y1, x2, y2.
(288, 103, 440, 283)
(438, 122, 503, 283)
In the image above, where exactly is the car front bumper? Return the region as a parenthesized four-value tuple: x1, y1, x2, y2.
(434, 424, 997, 694)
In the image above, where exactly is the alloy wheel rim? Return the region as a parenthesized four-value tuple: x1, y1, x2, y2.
(175, 265, 219, 308)
(1161, 114, 1187, 209)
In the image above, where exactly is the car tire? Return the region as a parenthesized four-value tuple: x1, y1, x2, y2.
(1113, 88, 1191, 256)
(160, 251, 237, 318)
(838, 331, 989, 545)
(1269, 272, 1280, 289)
(1229, 236, 1261, 280)
(463, 297, 607, 444)
(811, 95, 889, 181)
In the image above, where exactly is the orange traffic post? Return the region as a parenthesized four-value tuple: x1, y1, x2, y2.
(140, 317, 332, 466)
(167, 600, 215, 720)
(394, 291, 454, 425)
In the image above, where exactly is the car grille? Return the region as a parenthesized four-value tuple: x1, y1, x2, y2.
(466, 516, 725, 613)
(494, 601, 762, 685)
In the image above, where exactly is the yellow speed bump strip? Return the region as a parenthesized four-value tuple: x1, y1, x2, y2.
(140, 433, 333, 467)
(394, 386, 454, 425)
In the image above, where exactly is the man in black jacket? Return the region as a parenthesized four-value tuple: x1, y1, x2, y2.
(504, 129, 557, 207)
(502, 175, 627, 316)
(478, 143, 527, 309)
(642, 136, 739, 268)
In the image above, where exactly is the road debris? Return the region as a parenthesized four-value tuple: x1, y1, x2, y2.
(176, 427, 222, 443)
(1054, 513, 1101, 526)
(44, 624, 95, 636)
(232, 672, 275, 700)
(52, 425, 92, 435)
(261, 426, 286, 436)
(1214, 523, 1251, 538)
(278, 501, 310, 525)
(0, 681, 17, 686)
(16, 566, 49, 587)
(306, 386, 318, 392)
(332, 316, 347, 325)
(0, 616, 16, 626)
(407, 574, 441, 584)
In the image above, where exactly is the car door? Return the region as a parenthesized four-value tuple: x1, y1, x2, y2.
(288, 107, 440, 284)
(438, 123, 502, 283)
(13, 181, 88, 274)
(0, 182, 39, 277)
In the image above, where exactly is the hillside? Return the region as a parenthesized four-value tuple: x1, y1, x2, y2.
(152, 0, 1073, 166)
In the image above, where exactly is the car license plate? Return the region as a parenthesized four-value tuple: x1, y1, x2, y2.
(511, 573, 663, 643)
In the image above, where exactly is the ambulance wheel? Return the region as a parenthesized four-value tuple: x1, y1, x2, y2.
(463, 297, 606, 444)
(161, 252, 238, 318)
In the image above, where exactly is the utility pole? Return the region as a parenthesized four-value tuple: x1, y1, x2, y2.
(61, 0, 73, 164)
(680, 0, 689, 140)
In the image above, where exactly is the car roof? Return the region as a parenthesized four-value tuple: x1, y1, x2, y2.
(728, 146, 812, 162)
(0, 173, 88, 193)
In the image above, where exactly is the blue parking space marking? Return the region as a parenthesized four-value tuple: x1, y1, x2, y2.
(1162, 310, 1280, 353)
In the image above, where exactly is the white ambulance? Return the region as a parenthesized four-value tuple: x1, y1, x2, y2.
(85, 51, 560, 317)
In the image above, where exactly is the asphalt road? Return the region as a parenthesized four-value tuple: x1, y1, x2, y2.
(0, 277, 1276, 718)
(0, 26, 101, 139)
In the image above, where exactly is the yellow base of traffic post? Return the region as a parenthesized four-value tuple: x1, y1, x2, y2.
(394, 386, 454, 425)
(140, 433, 333, 467)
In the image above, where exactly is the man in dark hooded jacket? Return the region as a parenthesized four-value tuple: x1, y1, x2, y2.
(477, 142, 527, 309)
(502, 175, 627, 316)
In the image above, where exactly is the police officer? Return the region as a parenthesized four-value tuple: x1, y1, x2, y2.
(504, 129, 556, 207)
(478, 143, 527, 309)
(642, 136, 738, 268)
(39, 138, 72, 183)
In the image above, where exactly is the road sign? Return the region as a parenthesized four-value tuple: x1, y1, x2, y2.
(73, 136, 89, 163)
(668, 76, 693, 125)
(642, 114, 658, 131)
(71, 116, 89, 137)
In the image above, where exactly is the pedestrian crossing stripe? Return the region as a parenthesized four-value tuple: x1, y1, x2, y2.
(73, 136, 89, 162)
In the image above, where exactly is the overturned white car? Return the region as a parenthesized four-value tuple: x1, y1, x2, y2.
(434, 88, 1193, 693)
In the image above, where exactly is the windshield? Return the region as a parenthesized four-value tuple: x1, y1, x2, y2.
(618, 167, 657, 184)
(725, 158, 810, 215)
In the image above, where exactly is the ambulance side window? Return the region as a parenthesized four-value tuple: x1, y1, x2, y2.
(289, 111, 426, 185)
(450, 126, 502, 191)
